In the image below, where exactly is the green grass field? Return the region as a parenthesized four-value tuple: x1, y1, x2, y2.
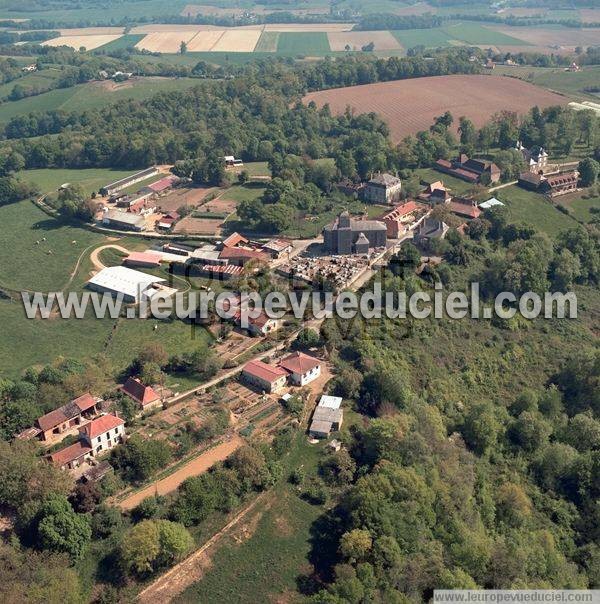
(415, 167, 481, 196)
(0, 69, 62, 100)
(558, 192, 600, 223)
(95, 34, 146, 52)
(254, 31, 279, 52)
(219, 182, 266, 203)
(276, 32, 331, 55)
(391, 27, 455, 49)
(242, 161, 271, 178)
(495, 185, 579, 237)
(17, 167, 137, 196)
(0, 77, 202, 124)
(442, 23, 530, 46)
(493, 65, 600, 101)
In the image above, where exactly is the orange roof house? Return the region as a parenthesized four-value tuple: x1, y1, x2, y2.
(80, 414, 124, 441)
(242, 360, 288, 393)
(121, 377, 161, 410)
(49, 441, 92, 470)
(279, 351, 322, 386)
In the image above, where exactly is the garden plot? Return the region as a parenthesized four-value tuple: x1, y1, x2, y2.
(42, 34, 123, 50)
(328, 30, 401, 51)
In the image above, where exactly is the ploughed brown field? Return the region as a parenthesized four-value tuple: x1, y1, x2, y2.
(302, 75, 567, 143)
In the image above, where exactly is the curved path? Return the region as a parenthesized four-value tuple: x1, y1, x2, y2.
(89, 243, 130, 271)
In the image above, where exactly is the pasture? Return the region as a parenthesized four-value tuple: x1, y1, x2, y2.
(328, 30, 402, 52)
(0, 77, 202, 124)
(442, 23, 530, 46)
(276, 32, 331, 55)
(94, 34, 146, 51)
(557, 192, 600, 223)
(302, 74, 567, 143)
(495, 185, 579, 238)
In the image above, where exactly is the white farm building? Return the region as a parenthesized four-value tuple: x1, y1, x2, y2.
(87, 266, 170, 303)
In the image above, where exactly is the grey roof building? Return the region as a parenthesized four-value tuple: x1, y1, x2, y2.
(323, 211, 387, 255)
(363, 173, 402, 204)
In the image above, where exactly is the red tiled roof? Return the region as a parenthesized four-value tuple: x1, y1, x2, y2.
(449, 201, 481, 219)
(122, 377, 160, 407)
(436, 159, 452, 169)
(73, 393, 97, 412)
(81, 414, 124, 440)
(219, 247, 269, 262)
(49, 441, 92, 466)
(383, 201, 421, 220)
(248, 311, 274, 329)
(546, 172, 578, 186)
(279, 351, 321, 375)
(148, 175, 178, 192)
(222, 232, 248, 248)
(37, 407, 69, 432)
(123, 251, 162, 266)
(243, 360, 287, 383)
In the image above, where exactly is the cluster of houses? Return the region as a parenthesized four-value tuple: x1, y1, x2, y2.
(513, 141, 580, 197)
(241, 351, 344, 439)
(96, 167, 182, 233)
(435, 154, 501, 185)
(17, 378, 162, 473)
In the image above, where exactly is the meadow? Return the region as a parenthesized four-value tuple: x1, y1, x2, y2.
(276, 32, 331, 55)
(495, 185, 580, 238)
(0, 77, 202, 124)
(558, 192, 600, 223)
(95, 34, 146, 51)
(17, 167, 137, 195)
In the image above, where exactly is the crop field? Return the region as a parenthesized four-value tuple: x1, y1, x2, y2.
(254, 31, 279, 52)
(303, 74, 567, 143)
(328, 30, 402, 51)
(488, 25, 600, 48)
(185, 30, 226, 52)
(94, 33, 146, 51)
(210, 30, 261, 52)
(442, 23, 530, 45)
(42, 34, 124, 50)
(276, 32, 331, 54)
(391, 27, 455, 49)
(0, 77, 201, 123)
(135, 31, 198, 53)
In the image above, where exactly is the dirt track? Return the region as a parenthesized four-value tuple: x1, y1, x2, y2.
(118, 435, 244, 510)
(303, 74, 567, 144)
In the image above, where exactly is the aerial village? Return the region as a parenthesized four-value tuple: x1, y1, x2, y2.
(20, 142, 583, 486)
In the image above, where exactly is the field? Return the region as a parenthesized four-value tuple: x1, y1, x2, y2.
(492, 65, 600, 101)
(276, 32, 331, 54)
(442, 23, 530, 46)
(0, 77, 202, 124)
(42, 34, 124, 51)
(494, 185, 579, 238)
(303, 74, 568, 143)
(0, 69, 62, 100)
(94, 34, 146, 51)
(176, 436, 325, 604)
(557, 192, 600, 223)
(173, 216, 224, 235)
(488, 25, 600, 48)
(391, 27, 455, 49)
(254, 31, 279, 52)
(135, 31, 198, 53)
(210, 30, 261, 52)
(17, 167, 136, 196)
(185, 30, 227, 52)
(328, 30, 401, 52)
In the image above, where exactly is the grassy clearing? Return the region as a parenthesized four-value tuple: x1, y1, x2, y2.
(242, 161, 271, 178)
(276, 32, 331, 55)
(0, 69, 62, 100)
(17, 167, 136, 196)
(95, 34, 146, 51)
(176, 435, 326, 604)
(220, 182, 266, 203)
(254, 31, 279, 52)
(0, 77, 202, 123)
(495, 185, 579, 237)
(442, 23, 530, 45)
